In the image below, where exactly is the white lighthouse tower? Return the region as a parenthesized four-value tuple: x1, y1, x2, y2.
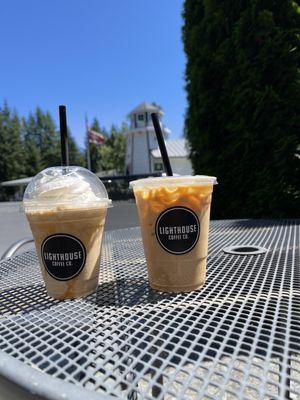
(124, 102, 171, 175)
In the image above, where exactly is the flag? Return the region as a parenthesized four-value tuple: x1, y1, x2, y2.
(87, 129, 105, 145)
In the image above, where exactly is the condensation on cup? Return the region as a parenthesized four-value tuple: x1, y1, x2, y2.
(130, 175, 217, 292)
(23, 166, 112, 300)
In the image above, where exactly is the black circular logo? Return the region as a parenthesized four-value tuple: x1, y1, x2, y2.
(155, 207, 200, 255)
(41, 234, 86, 281)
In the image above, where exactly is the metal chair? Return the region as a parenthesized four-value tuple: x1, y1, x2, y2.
(1, 238, 34, 260)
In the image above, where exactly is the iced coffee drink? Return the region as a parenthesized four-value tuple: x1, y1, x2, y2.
(130, 176, 216, 292)
(23, 166, 111, 300)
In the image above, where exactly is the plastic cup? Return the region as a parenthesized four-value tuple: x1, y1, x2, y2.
(130, 176, 217, 292)
(23, 166, 111, 300)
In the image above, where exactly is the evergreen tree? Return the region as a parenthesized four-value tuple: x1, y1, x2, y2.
(21, 117, 43, 176)
(24, 108, 61, 168)
(68, 134, 86, 167)
(39, 109, 61, 167)
(0, 102, 25, 199)
(99, 124, 126, 173)
(0, 102, 25, 181)
(93, 118, 108, 138)
(183, 0, 300, 218)
(89, 118, 107, 173)
(23, 138, 43, 176)
(24, 108, 85, 170)
(92, 118, 101, 132)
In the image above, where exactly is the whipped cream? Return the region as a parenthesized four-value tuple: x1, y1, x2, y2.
(23, 166, 111, 210)
(34, 175, 99, 203)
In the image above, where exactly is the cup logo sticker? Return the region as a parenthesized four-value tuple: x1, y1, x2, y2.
(155, 207, 200, 255)
(41, 234, 86, 281)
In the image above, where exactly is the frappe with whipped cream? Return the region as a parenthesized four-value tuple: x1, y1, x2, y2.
(23, 166, 111, 300)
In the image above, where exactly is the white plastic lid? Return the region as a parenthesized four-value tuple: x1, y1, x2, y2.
(130, 175, 217, 189)
(23, 166, 112, 211)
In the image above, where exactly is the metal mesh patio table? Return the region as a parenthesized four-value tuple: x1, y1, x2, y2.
(0, 219, 299, 400)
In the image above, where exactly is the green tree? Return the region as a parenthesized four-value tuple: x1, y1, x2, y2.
(88, 117, 110, 173)
(23, 138, 43, 176)
(99, 124, 126, 173)
(0, 102, 25, 199)
(89, 145, 101, 173)
(24, 108, 85, 170)
(21, 117, 43, 176)
(68, 134, 86, 167)
(24, 108, 61, 168)
(183, 0, 300, 218)
(90, 118, 109, 137)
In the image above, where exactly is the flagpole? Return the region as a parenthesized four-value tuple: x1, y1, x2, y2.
(85, 114, 91, 171)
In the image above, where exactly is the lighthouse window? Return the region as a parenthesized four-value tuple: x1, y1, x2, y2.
(137, 114, 144, 121)
(154, 162, 163, 171)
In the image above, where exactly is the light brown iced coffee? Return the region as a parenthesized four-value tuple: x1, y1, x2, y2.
(130, 176, 216, 292)
(23, 166, 111, 300)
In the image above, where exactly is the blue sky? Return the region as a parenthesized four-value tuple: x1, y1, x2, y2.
(0, 0, 186, 148)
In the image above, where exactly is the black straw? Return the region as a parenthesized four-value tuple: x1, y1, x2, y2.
(151, 113, 173, 176)
(59, 105, 69, 166)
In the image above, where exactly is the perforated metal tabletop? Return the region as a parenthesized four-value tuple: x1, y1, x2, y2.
(0, 220, 299, 400)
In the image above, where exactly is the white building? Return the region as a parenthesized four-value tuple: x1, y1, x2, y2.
(125, 102, 193, 175)
(124, 102, 169, 175)
(151, 139, 193, 175)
